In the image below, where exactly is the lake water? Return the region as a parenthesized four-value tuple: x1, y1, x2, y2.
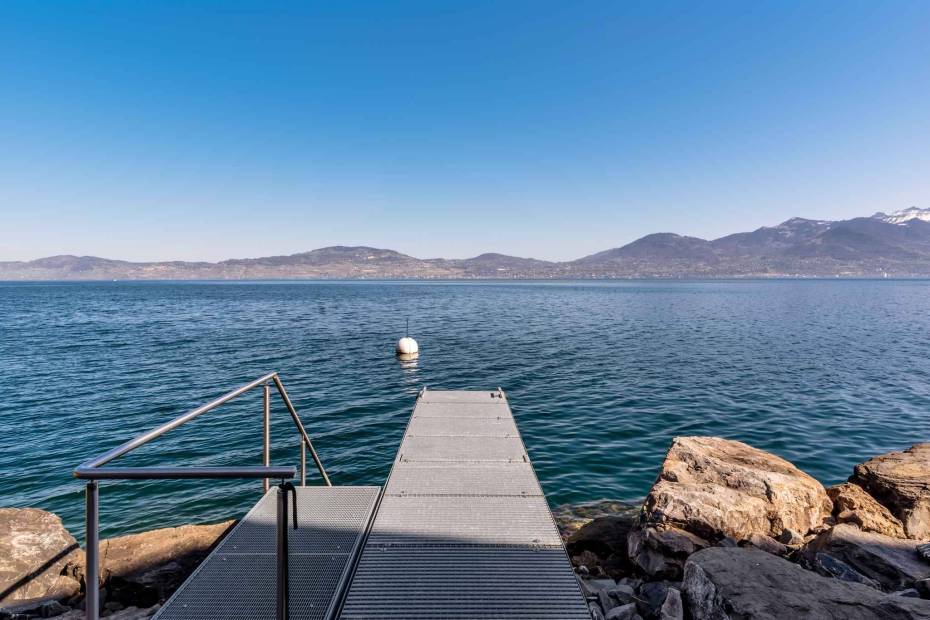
(1, 280, 928, 537)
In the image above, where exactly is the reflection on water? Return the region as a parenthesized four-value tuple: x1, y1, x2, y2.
(398, 352, 420, 383)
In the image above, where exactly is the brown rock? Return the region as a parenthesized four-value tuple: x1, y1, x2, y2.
(828, 483, 907, 538)
(572, 550, 601, 575)
(0, 508, 82, 604)
(641, 437, 832, 542)
(683, 546, 930, 619)
(850, 443, 930, 539)
(803, 523, 930, 592)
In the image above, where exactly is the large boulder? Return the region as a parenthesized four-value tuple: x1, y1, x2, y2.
(850, 443, 930, 539)
(99, 520, 235, 606)
(828, 483, 907, 538)
(682, 546, 930, 619)
(802, 523, 930, 592)
(0, 508, 82, 605)
(640, 437, 832, 542)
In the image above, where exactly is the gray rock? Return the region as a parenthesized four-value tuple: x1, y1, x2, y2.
(896, 589, 922, 598)
(658, 587, 683, 620)
(618, 577, 642, 591)
(776, 529, 805, 546)
(0, 509, 82, 604)
(920, 543, 930, 562)
(635, 581, 669, 618)
(102, 605, 160, 619)
(812, 552, 881, 589)
(916, 578, 930, 600)
(741, 533, 788, 557)
(598, 584, 635, 611)
(581, 577, 617, 598)
(589, 602, 606, 620)
(605, 602, 641, 620)
(627, 525, 708, 579)
(0, 597, 71, 619)
(850, 443, 930, 539)
(611, 584, 636, 605)
(803, 523, 930, 591)
(567, 515, 636, 578)
(37, 600, 69, 617)
(683, 546, 930, 619)
(598, 589, 617, 613)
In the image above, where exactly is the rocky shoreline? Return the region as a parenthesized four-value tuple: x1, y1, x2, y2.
(2, 437, 929, 619)
(556, 438, 930, 619)
(0, 515, 233, 619)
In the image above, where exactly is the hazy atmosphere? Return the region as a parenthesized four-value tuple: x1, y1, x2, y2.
(2, 1, 929, 262)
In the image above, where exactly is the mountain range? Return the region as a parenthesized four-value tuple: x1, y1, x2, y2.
(4, 207, 930, 280)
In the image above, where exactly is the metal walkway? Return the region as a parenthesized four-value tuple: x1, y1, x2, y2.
(339, 389, 590, 619)
(155, 486, 379, 620)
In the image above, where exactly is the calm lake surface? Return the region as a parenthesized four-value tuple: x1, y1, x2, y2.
(2, 280, 929, 537)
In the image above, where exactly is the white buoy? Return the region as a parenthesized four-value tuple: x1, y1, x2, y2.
(396, 336, 419, 357)
(396, 318, 419, 359)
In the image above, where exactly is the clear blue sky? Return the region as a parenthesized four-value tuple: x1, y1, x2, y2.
(2, 1, 929, 262)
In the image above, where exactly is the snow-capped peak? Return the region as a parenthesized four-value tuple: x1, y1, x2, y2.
(875, 206, 930, 225)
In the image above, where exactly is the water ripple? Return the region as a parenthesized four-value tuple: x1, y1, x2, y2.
(1, 280, 929, 536)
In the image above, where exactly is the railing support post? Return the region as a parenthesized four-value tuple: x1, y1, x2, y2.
(276, 485, 289, 620)
(271, 375, 332, 486)
(85, 482, 99, 620)
(300, 440, 306, 487)
(263, 383, 271, 493)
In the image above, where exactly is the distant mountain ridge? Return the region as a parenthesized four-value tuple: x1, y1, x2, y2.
(4, 207, 930, 280)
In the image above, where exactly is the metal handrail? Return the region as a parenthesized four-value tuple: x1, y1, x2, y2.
(73, 372, 331, 620)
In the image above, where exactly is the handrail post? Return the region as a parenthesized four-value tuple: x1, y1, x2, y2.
(276, 484, 289, 620)
(263, 383, 271, 493)
(300, 440, 306, 487)
(85, 482, 99, 620)
(271, 375, 331, 486)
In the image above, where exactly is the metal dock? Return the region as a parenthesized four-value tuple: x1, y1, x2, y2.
(339, 388, 589, 619)
(154, 487, 379, 619)
(76, 378, 589, 620)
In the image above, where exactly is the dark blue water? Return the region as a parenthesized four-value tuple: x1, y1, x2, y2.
(2, 280, 929, 537)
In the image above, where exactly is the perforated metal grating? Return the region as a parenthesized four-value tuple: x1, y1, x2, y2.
(384, 463, 543, 497)
(406, 415, 518, 437)
(368, 495, 564, 547)
(399, 435, 527, 462)
(413, 401, 511, 418)
(155, 486, 379, 620)
(339, 390, 589, 619)
(222, 487, 376, 555)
